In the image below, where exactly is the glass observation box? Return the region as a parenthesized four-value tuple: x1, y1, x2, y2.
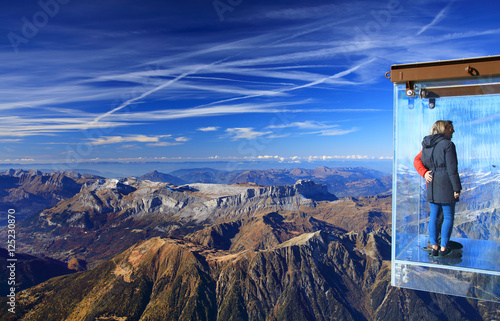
(388, 56, 500, 302)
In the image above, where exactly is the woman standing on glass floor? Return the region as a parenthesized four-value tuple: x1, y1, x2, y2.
(420, 120, 462, 258)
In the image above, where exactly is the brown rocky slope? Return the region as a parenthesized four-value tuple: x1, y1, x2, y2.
(2, 229, 497, 321)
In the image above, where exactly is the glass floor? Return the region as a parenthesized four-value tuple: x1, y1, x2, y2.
(393, 233, 500, 302)
(395, 233, 500, 272)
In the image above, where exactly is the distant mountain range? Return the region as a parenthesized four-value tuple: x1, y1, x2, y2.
(0, 166, 390, 225)
(140, 166, 392, 198)
(139, 169, 187, 186)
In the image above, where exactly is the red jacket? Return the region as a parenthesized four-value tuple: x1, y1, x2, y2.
(414, 151, 427, 178)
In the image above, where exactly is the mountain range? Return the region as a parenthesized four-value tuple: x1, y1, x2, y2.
(141, 166, 392, 198)
(0, 169, 499, 320)
(11, 175, 385, 266)
(0, 166, 390, 226)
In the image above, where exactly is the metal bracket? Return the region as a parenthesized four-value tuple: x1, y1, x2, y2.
(406, 81, 415, 97)
(428, 98, 435, 109)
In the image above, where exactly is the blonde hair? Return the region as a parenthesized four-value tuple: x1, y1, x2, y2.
(430, 120, 453, 135)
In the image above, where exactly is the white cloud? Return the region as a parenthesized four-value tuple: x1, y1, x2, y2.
(272, 122, 358, 137)
(147, 142, 182, 147)
(198, 126, 220, 132)
(35, 154, 390, 164)
(302, 154, 378, 161)
(196, 59, 376, 108)
(226, 128, 272, 140)
(120, 144, 142, 150)
(417, 1, 455, 36)
(319, 127, 358, 136)
(172, 82, 289, 98)
(0, 115, 133, 138)
(0, 138, 22, 142)
(88, 135, 172, 146)
(267, 121, 331, 130)
(99, 100, 309, 122)
(266, 133, 290, 139)
(1, 158, 35, 163)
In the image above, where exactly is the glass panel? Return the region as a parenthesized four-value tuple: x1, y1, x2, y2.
(392, 77, 500, 302)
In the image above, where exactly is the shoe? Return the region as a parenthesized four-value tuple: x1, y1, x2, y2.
(426, 245, 439, 256)
(448, 241, 463, 250)
(438, 248, 452, 258)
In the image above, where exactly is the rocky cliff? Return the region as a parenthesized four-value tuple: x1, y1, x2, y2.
(13, 177, 340, 264)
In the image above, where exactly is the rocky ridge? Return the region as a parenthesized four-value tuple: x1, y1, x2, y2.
(39, 177, 333, 225)
(14, 177, 340, 263)
(3, 229, 497, 321)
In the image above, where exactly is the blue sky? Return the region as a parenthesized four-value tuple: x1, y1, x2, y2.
(2, 0, 500, 169)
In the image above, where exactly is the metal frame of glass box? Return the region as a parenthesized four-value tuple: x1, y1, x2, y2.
(388, 55, 500, 302)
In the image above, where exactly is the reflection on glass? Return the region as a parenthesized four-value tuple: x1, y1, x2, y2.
(392, 77, 500, 302)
